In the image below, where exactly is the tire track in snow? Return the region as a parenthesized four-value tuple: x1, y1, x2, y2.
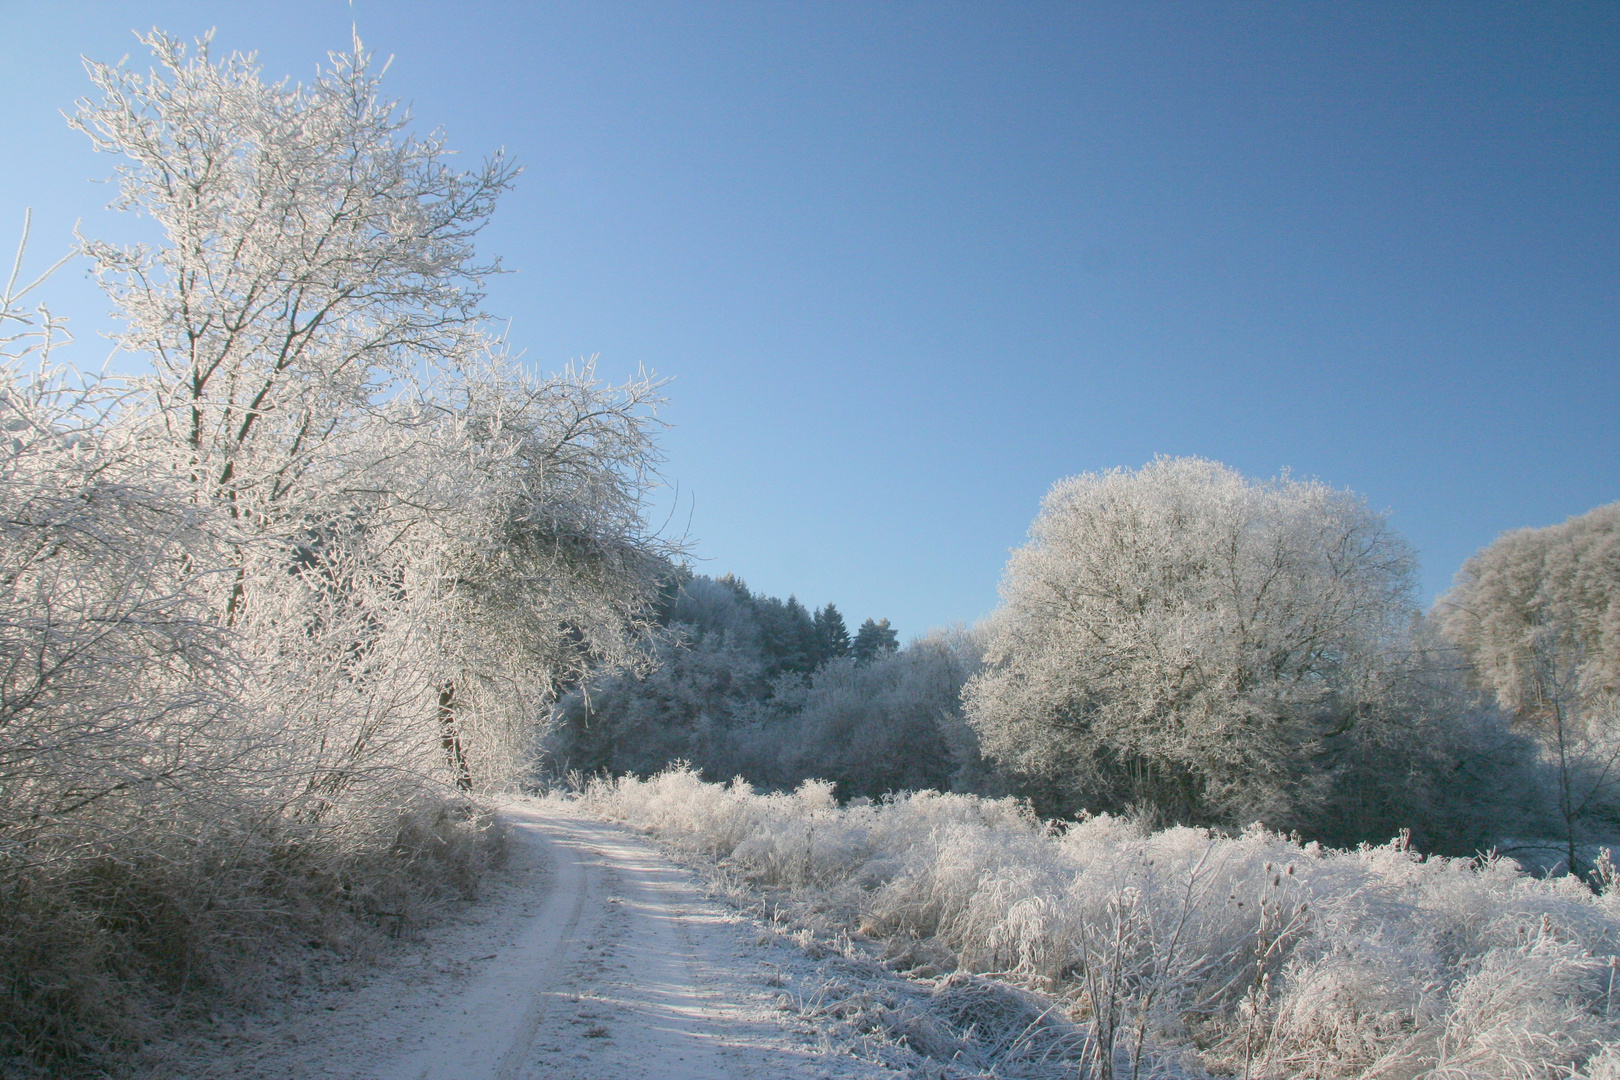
(489, 813, 588, 1080)
(379, 802, 589, 1080)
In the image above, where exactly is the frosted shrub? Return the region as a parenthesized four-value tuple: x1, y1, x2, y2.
(1580, 1043, 1620, 1080)
(588, 766, 1620, 1079)
(585, 767, 772, 859)
(864, 795, 1053, 943)
(1432, 936, 1614, 1079)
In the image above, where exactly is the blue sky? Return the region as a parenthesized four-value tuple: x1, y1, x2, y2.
(2, 2, 1615, 640)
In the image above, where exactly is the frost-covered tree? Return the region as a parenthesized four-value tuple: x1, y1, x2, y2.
(0, 220, 243, 856)
(965, 458, 1418, 827)
(70, 32, 671, 790)
(1439, 502, 1620, 873)
(2, 32, 679, 1068)
(1440, 503, 1620, 714)
(543, 574, 947, 791)
(783, 629, 984, 798)
(548, 624, 769, 779)
(71, 33, 511, 527)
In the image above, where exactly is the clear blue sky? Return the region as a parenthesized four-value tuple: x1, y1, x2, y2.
(3, 2, 1615, 640)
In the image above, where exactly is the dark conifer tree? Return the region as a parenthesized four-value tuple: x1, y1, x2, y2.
(757, 594, 819, 675)
(784, 595, 819, 672)
(813, 604, 851, 664)
(852, 617, 899, 664)
(714, 572, 753, 604)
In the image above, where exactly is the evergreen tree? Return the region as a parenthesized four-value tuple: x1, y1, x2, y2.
(853, 617, 899, 664)
(757, 594, 819, 675)
(785, 596, 819, 672)
(813, 604, 852, 664)
(713, 572, 754, 605)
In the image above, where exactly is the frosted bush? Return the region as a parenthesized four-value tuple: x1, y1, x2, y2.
(1432, 937, 1614, 1078)
(1579, 1043, 1620, 1080)
(1257, 942, 1440, 1078)
(586, 765, 1620, 1079)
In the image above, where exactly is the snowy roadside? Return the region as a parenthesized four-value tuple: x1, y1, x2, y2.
(134, 797, 1083, 1080)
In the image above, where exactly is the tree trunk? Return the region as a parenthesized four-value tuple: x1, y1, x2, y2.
(438, 681, 473, 792)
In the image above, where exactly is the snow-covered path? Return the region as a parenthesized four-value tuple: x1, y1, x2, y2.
(381, 801, 858, 1080)
(165, 799, 904, 1080)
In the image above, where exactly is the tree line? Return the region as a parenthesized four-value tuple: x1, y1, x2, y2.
(560, 459, 1616, 869)
(543, 572, 949, 795)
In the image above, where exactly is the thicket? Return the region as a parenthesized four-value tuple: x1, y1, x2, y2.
(1, 34, 669, 1074)
(1439, 502, 1620, 876)
(543, 572, 971, 797)
(586, 765, 1620, 1080)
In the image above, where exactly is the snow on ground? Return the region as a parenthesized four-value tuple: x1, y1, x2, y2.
(140, 798, 995, 1080)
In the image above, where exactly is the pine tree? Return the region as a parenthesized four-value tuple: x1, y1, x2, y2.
(853, 617, 899, 664)
(813, 604, 852, 664)
(757, 594, 819, 675)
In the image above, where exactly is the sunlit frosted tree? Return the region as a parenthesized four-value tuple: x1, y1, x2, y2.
(0, 215, 244, 857)
(966, 457, 1418, 825)
(71, 31, 672, 791)
(1, 32, 679, 1066)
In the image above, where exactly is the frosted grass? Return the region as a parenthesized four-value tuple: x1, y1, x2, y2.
(585, 766, 1620, 1079)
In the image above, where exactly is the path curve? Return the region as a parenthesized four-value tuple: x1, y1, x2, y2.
(378, 800, 865, 1080)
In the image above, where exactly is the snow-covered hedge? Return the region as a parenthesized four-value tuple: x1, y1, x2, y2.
(585, 766, 1620, 1079)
